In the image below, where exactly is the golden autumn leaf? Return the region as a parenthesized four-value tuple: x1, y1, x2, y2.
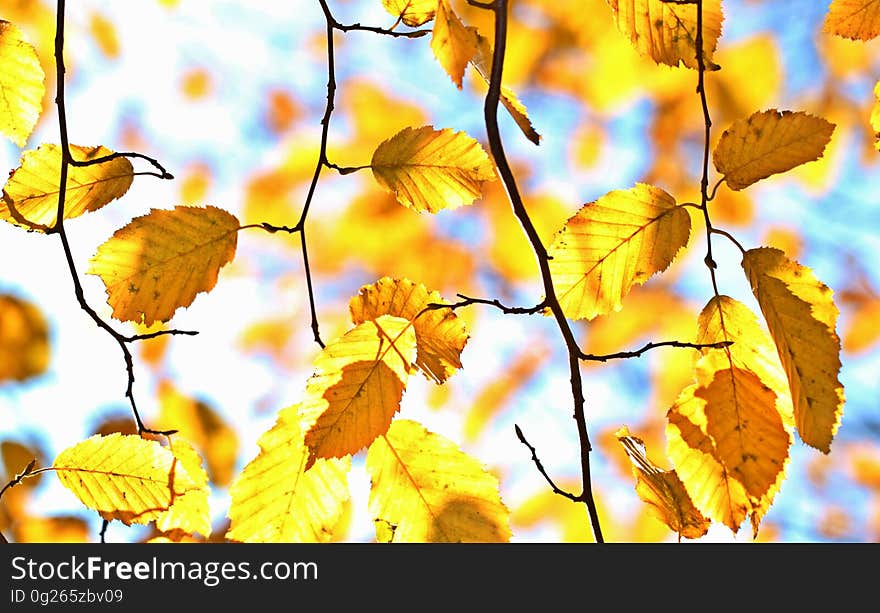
(615, 426, 710, 540)
(348, 276, 469, 384)
(154, 439, 212, 539)
(666, 352, 791, 535)
(742, 247, 845, 453)
(712, 110, 836, 190)
(370, 125, 496, 213)
(226, 406, 350, 543)
(298, 315, 418, 468)
(1, 144, 134, 230)
(697, 295, 794, 430)
(824, 0, 880, 41)
(52, 433, 206, 527)
(547, 183, 691, 321)
(87, 205, 240, 326)
(0, 294, 50, 384)
(366, 419, 511, 542)
(382, 0, 438, 27)
(606, 0, 724, 70)
(0, 20, 44, 147)
(471, 34, 541, 145)
(155, 380, 239, 487)
(431, 0, 478, 90)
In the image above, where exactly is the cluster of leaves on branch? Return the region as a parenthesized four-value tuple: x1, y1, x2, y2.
(0, 0, 878, 543)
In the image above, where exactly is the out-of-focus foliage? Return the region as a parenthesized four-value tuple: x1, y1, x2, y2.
(1, 0, 879, 544)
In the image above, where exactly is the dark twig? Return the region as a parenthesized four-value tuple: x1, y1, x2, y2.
(0, 459, 37, 502)
(475, 0, 603, 542)
(124, 329, 199, 343)
(710, 227, 747, 255)
(70, 151, 174, 180)
(692, 0, 721, 298)
(514, 425, 579, 501)
(580, 340, 732, 362)
(99, 520, 109, 543)
(53, 0, 180, 437)
(325, 162, 369, 175)
(427, 294, 547, 315)
(327, 17, 429, 38)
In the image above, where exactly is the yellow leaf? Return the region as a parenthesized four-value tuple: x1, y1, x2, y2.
(615, 426, 710, 540)
(370, 125, 496, 213)
(712, 109, 836, 191)
(155, 380, 239, 487)
(366, 419, 511, 542)
(606, 0, 724, 70)
(431, 1, 478, 90)
(348, 276, 469, 384)
(742, 247, 845, 453)
(52, 433, 205, 526)
(666, 353, 791, 536)
(547, 183, 691, 320)
(471, 34, 541, 145)
(298, 315, 418, 468)
(226, 407, 350, 543)
(696, 295, 794, 430)
(0, 20, 44, 147)
(0, 294, 50, 384)
(824, 0, 880, 41)
(154, 439, 212, 539)
(1, 144, 134, 230)
(381, 0, 438, 27)
(87, 205, 239, 326)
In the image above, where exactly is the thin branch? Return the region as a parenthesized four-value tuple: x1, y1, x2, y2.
(52, 0, 180, 437)
(580, 340, 732, 362)
(329, 20, 430, 38)
(99, 520, 109, 544)
(514, 425, 579, 501)
(693, 0, 721, 298)
(300, 228, 324, 348)
(239, 222, 299, 234)
(476, 0, 603, 542)
(70, 151, 174, 180)
(0, 459, 37, 502)
(124, 329, 199, 343)
(426, 294, 547, 315)
(711, 227, 747, 255)
(707, 177, 724, 202)
(325, 161, 369, 175)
